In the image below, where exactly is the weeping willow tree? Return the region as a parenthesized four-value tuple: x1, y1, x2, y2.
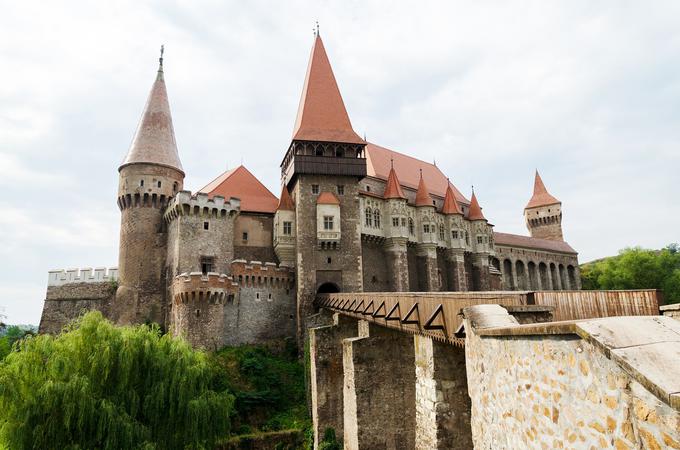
(0, 312, 234, 450)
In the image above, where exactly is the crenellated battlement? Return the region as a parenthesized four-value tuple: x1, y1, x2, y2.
(172, 272, 239, 305)
(48, 267, 118, 286)
(230, 260, 295, 288)
(163, 190, 240, 223)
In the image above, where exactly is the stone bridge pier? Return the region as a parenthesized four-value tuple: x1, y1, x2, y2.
(309, 312, 472, 450)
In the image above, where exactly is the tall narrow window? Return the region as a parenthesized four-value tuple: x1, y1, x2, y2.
(365, 208, 372, 227)
(200, 257, 214, 275)
(323, 216, 334, 230)
(242, 232, 248, 241)
(392, 217, 399, 227)
(203, 221, 209, 230)
(283, 221, 292, 235)
(337, 185, 344, 195)
(157, 181, 162, 188)
(408, 218, 415, 236)
(140, 180, 144, 187)
(423, 224, 430, 233)
(373, 210, 381, 228)
(439, 224, 445, 240)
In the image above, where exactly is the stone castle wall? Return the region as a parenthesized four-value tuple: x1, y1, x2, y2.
(464, 308, 680, 449)
(39, 281, 116, 334)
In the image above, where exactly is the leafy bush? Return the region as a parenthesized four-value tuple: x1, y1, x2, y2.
(0, 311, 234, 450)
(581, 244, 680, 303)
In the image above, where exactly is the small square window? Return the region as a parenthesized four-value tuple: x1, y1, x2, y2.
(452, 230, 459, 239)
(283, 221, 292, 235)
(242, 232, 248, 241)
(392, 217, 399, 227)
(337, 185, 344, 195)
(200, 256, 214, 275)
(203, 222, 209, 230)
(477, 236, 483, 244)
(312, 184, 319, 194)
(323, 216, 334, 230)
(327, 257, 332, 264)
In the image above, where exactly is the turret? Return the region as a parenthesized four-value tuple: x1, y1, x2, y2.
(524, 171, 563, 241)
(415, 170, 437, 245)
(442, 182, 465, 249)
(115, 48, 185, 326)
(274, 186, 296, 266)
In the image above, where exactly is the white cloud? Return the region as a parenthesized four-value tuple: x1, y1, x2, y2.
(0, 0, 678, 324)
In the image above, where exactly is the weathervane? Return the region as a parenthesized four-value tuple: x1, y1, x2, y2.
(316, 21, 320, 36)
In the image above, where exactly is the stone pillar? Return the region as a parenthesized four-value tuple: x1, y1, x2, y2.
(446, 249, 467, 292)
(343, 322, 416, 450)
(414, 335, 472, 450)
(471, 253, 490, 291)
(417, 244, 439, 291)
(385, 238, 410, 292)
(309, 313, 360, 448)
(509, 259, 517, 291)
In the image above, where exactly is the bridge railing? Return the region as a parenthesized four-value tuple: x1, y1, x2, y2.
(315, 290, 661, 346)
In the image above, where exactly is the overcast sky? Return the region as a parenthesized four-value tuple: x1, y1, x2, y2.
(1, 1, 678, 324)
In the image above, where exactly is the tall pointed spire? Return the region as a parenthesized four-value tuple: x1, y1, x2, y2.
(384, 162, 407, 200)
(292, 35, 364, 144)
(277, 185, 295, 211)
(526, 170, 560, 209)
(415, 169, 434, 207)
(120, 48, 184, 174)
(442, 182, 462, 214)
(467, 190, 486, 221)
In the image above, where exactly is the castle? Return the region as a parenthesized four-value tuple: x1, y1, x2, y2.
(39, 34, 580, 348)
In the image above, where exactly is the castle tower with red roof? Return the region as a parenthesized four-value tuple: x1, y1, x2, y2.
(524, 171, 564, 241)
(279, 32, 368, 338)
(115, 50, 185, 325)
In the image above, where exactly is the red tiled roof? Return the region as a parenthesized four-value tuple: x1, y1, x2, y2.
(317, 191, 340, 205)
(442, 183, 463, 215)
(467, 192, 486, 221)
(526, 170, 560, 209)
(199, 165, 278, 214)
(415, 171, 434, 207)
(277, 185, 295, 211)
(120, 65, 184, 174)
(292, 35, 364, 144)
(494, 232, 577, 254)
(383, 166, 407, 200)
(365, 142, 469, 204)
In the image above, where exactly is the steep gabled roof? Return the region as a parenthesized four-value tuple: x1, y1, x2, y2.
(317, 191, 341, 205)
(199, 165, 278, 214)
(415, 171, 434, 207)
(526, 170, 560, 209)
(384, 166, 407, 200)
(277, 185, 295, 211)
(467, 191, 486, 221)
(442, 183, 463, 215)
(292, 35, 364, 144)
(120, 62, 184, 174)
(365, 143, 468, 204)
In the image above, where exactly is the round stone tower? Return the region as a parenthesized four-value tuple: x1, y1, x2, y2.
(115, 51, 184, 326)
(524, 170, 563, 241)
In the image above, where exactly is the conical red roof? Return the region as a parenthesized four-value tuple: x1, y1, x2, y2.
(384, 166, 407, 199)
(526, 171, 560, 209)
(415, 172, 434, 207)
(442, 183, 462, 214)
(292, 35, 364, 144)
(277, 186, 295, 211)
(467, 192, 486, 221)
(120, 63, 183, 174)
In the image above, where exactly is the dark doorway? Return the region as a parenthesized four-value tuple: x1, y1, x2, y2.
(317, 282, 340, 294)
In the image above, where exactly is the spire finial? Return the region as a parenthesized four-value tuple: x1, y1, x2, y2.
(316, 20, 320, 36)
(390, 157, 394, 169)
(159, 44, 164, 69)
(471, 184, 475, 194)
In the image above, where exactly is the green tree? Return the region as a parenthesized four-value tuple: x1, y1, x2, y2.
(0, 311, 234, 450)
(581, 244, 680, 303)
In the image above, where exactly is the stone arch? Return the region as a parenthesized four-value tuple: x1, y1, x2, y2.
(527, 261, 538, 290)
(550, 263, 559, 290)
(538, 262, 549, 290)
(317, 282, 340, 294)
(491, 257, 501, 272)
(515, 260, 527, 290)
(559, 264, 568, 290)
(567, 265, 577, 290)
(503, 259, 514, 290)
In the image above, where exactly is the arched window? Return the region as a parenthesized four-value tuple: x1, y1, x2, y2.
(439, 224, 445, 240)
(408, 218, 415, 236)
(373, 209, 381, 228)
(365, 208, 373, 227)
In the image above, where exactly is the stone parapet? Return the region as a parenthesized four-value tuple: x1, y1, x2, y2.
(230, 260, 295, 288)
(48, 267, 118, 286)
(171, 272, 238, 305)
(661, 303, 680, 321)
(164, 190, 240, 222)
